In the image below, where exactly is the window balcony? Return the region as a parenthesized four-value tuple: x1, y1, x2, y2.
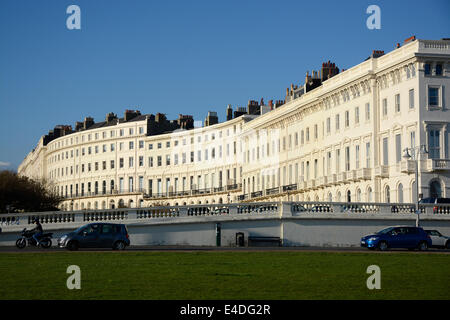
(336, 172, 347, 183)
(266, 187, 281, 195)
(346, 170, 358, 182)
(237, 194, 247, 201)
(307, 179, 316, 189)
(374, 165, 389, 178)
(327, 173, 337, 185)
(251, 191, 263, 198)
(356, 168, 372, 180)
(298, 178, 308, 190)
(282, 184, 297, 192)
(427, 159, 450, 171)
(400, 160, 416, 173)
(316, 176, 328, 187)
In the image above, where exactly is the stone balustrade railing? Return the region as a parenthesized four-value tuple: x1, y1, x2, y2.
(0, 201, 449, 231)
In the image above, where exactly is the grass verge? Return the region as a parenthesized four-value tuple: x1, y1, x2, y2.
(0, 251, 448, 299)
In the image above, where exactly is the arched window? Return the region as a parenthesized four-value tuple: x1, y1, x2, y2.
(385, 186, 391, 203)
(347, 190, 351, 203)
(337, 192, 341, 202)
(398, 183, 404, 203)
(367, 187, 373, 202)
(430, 180, 442, 198)
(109, 200, 115, 209)
(94, 201, 98, 210)
(356, 189, 361, 202)
(328, 193, 333, 202)
(118, 199, 125, 208)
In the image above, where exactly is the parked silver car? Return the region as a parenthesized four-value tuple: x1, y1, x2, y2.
(425, 230, 450, 249)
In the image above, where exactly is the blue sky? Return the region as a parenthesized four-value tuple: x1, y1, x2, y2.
(0, 0, 449, 170)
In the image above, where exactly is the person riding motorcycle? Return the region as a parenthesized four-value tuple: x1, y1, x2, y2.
(31, 219, 43, 246)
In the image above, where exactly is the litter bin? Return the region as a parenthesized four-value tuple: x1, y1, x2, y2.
(236, 232, 245, 247)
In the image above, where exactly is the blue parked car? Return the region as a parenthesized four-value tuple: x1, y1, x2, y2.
(58, 223, 130, 251)
(361, 226, 432, 251)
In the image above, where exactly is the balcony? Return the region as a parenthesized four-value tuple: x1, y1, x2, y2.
(346, 170, 358, 182)
(427, 159, 450, 172)
(250, 191, 263, 198)
(374, 165, 389, 178)
(356, 168, 372, 180)
(327, 174, 337, 185)
(336, 172, 347, 183)
(307, 179, 316, 189)
(400, 160, 416, 173)
(298, 180, 307, 190)
(266, 187, 280, 195)
(226, 183, 242, 191)
(282, 184, 297, 192)
(143, 184, 242, 200)
(316, 176, 328, 187)
(64, 189, 145, 200)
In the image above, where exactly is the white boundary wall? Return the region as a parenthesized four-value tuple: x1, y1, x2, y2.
(1, 202, 450, 247)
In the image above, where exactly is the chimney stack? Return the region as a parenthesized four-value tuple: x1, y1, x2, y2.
(226, 105, 233, 121)
(205, 111, 218, 127)
(106, 112, 117, 124)
(83, 117, 94, 130)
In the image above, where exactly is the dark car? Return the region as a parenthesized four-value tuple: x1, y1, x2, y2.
(419, 197, 450, 204)
(58, 223, 130, 251)
(361, 226, 432, 251)
(419, 197, 450, 214)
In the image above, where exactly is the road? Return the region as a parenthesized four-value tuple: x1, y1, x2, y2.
(0, 245, 449, 254)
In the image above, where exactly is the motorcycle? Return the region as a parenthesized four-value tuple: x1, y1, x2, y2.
(15, 228, 53, 249)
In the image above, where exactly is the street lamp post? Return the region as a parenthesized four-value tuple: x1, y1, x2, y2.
(403, 145, 428, 227)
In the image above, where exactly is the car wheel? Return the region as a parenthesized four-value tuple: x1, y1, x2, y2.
(67, 241, 79, 251)
(113, 241, 126, 250)
(378, 241, 388, 251)
(418, 241, 428, 251)
(445, 241, 450, 250)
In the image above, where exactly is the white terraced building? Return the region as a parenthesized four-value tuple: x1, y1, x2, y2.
(18, 38, 450, 211)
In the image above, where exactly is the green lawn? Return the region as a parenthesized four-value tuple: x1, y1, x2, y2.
(0, 251, 448, 300)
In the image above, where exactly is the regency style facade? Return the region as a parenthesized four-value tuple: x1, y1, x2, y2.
(18, 38, 450, 210)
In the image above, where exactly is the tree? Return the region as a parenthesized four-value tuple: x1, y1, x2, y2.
(0, 170, 62, 213)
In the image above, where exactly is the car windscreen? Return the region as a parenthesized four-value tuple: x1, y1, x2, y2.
(376, 227, 395, 235)
(419, 198, 435, 203)
(74, 225, 87, 233)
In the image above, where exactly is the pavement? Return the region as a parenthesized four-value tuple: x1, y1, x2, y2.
(0, 245, 449, 254)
